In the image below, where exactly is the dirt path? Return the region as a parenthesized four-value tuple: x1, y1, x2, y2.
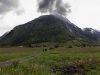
(0, 52, 43, 67)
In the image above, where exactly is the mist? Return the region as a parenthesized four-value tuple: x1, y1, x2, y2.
(37, 0, 71, 16)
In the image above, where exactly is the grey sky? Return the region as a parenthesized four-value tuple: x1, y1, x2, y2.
(0, 0, 100, 36)
(0, 0, 20, 15)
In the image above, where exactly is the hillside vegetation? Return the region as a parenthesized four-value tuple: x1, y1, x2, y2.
(0, 15, 100, 46)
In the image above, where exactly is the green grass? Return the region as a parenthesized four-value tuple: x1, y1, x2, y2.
(0, 47, 42, 61)
(0, 47, 100, 75)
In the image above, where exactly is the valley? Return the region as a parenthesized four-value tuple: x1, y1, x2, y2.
(0, 0, 100, 74)
(0, 14, 100, 75)
(0, 46, 100, 75)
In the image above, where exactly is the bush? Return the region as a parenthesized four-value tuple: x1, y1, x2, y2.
(68, 45, 73, 48)
(82, 44, 86, 47)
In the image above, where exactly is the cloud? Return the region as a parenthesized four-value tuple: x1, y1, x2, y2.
(0, 0, 20, 15)
(15, 9, 25, 15)
(0, 25, 13, 36)
(37, 0, 71, 16)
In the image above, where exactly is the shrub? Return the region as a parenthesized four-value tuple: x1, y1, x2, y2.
(68, 45, 73, 48)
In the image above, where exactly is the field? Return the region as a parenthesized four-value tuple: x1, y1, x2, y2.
(0, 47, 42, 62)
(0, 46, 100, 75)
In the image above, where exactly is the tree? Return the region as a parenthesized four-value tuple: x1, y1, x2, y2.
(82, 44, 86, 48)
(29, 43, 32, 48)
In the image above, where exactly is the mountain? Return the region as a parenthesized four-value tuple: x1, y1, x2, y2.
(0, 14, 100, 46)
(0, 32, 9, 41)
(52, 14, 86, 37)
(0, 36, 1, 40)
(53, 14, 100, 41)
(83, 28, 100, 40)
(0, 15, 76, 46)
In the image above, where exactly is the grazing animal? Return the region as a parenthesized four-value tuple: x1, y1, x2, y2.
(45, 48, 47, 51)
(43, 48, 47, 52)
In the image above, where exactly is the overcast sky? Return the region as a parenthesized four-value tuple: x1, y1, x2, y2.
(0, 0, 100, 36)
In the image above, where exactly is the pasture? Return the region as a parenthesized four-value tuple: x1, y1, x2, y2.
(0, 46, 100, 75)
(0, 47, 42, 61)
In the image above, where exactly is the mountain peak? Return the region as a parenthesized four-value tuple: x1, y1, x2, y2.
(83, 28, 100, 34)
(0, 15, 100, 46)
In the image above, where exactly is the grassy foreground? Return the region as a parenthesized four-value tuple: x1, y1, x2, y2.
(0, 47, 100, 75)
(0, 47, 42, 61)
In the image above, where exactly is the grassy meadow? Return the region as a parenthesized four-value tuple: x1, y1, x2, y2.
(0, 46, 100, 75)
(0, 47, 42, 61)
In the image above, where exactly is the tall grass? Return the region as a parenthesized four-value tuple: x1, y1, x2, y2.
(0, 47, 42, 61)
(0, 47, 100, 74)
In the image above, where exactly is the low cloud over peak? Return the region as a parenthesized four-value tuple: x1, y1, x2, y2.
(37, 0, 71, 16)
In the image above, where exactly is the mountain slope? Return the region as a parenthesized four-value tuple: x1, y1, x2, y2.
(83, 28, 100, 38)
(53, 14, 100, 43)
(0, 15, 77, 46)
(0, 15, 100, 46)
(0, 32, 9, 41)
